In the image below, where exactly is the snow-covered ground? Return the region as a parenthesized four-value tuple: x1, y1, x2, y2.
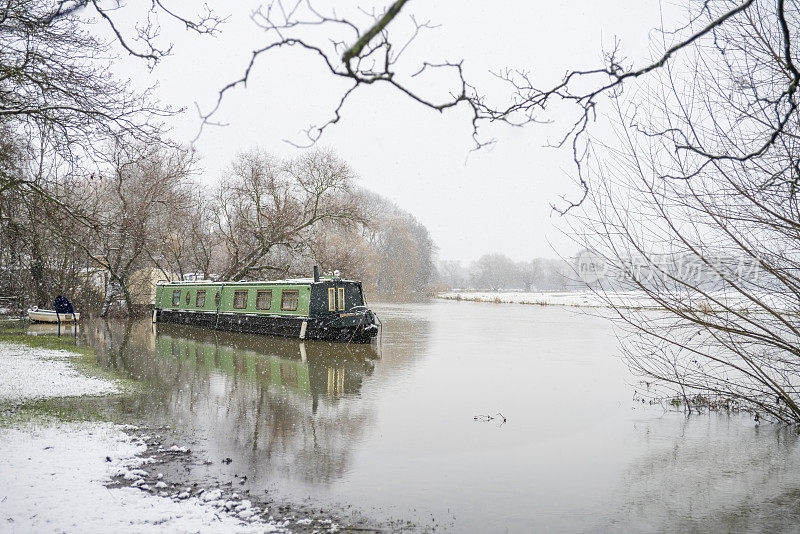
(0, 341, 293, 533)
(437, 290, 787, 312)
(437, 290, 659, 308)
(0, 343, 118, 401)
(0, 423, 273, 533)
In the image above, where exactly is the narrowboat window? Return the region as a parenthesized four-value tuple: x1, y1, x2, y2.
(233, 290, 248, 309)
(172, 290, 181, 306)
(256, 290, 272, 310)
(185, 291, 191, 305)
(196, 290, 206, 307)
(215, 292, 221, 307)
(281, 290, 299, 311)
(328, 288, 336, 312)
(337, 287, 345, 311)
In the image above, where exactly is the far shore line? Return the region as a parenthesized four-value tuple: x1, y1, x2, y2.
(435, 290, 786, 314)
(436, 291, 657, 310)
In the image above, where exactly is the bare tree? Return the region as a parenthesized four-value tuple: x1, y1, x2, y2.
(0, 0, 225, 311)
(469, 253, 521, 291)
(303, 225, 376, 281)
(572, 0, 800, 423)
(147, 189, 219, 282)
(0, 126, 96, 307)
(199, 0, 488, 147)
(67, 141, 196, 316)
(348, 189, 437, 296)
(439, 260, 467, 290)
(370, 212, 436, 296)
(282, 188, 438, 296)
(212, 148, 367, 281)
(517, 260, 543, 292)
(0, 0, 222, 202)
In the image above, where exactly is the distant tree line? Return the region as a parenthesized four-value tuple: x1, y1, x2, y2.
(438, 253, 571, 292)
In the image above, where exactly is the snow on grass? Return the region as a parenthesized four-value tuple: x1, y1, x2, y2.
(0, 421, 274, 533)
(438, 290, 658, 308)
(437, 290, 786, 312)
(0, 342, 118, 402)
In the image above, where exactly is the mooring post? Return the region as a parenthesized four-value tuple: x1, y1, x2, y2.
(299, 320, 308, 340)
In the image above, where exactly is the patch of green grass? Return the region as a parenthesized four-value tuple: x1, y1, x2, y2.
(0, 397, 119, 427)
(0, 331, 92, 354)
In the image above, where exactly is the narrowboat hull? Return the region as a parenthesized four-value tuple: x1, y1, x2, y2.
(155, 308, 378, 343)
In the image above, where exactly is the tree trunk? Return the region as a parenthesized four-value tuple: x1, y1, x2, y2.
(29, 239, 48, 306)
(120, 277, 134, 316)
(100, 276, 129, 317)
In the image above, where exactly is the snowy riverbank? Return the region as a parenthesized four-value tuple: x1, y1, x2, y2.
(0, 340, 342, 533)
(437, 290, 787, 313)
(437, 290, 659, 308)
(0, 422, 267, 533)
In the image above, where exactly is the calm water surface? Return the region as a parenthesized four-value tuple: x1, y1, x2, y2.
(82, 301, 800, 532)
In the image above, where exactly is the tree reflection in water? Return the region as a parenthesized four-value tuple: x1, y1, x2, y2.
(594, 415, 800, 533)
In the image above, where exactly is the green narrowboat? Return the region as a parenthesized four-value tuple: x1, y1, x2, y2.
(153, 267, 379, 343)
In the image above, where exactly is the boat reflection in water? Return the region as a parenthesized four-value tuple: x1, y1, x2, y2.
(153, 323, 379, 413)
(87, 321, 382, 487)
(26, 322, 80, 337)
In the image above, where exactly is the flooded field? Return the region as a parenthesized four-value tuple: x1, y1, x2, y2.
(78, 301, 800, 532)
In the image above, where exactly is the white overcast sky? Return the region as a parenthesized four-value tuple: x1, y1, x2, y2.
(108, 0, 675, 264)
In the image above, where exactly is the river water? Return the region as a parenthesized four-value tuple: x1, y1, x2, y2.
(79, 300, 800, 532)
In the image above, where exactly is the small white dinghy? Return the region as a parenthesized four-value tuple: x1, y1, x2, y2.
(27, 307, 80, 323)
